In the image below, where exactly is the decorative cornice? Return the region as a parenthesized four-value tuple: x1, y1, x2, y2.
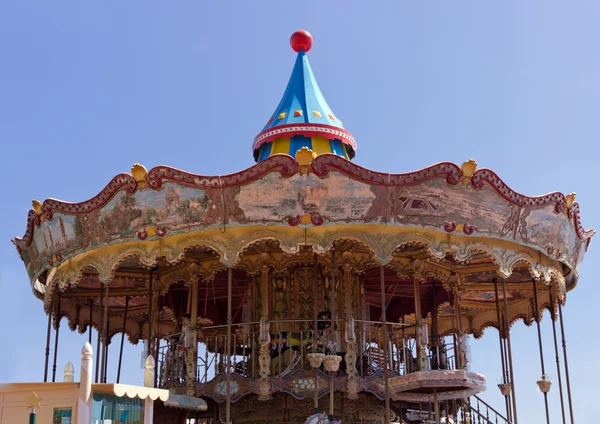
(147, 155, 298, 190)
(311, 154, 462, 186)
(252, 124, 356, 152)
(12, 155, 594, 265)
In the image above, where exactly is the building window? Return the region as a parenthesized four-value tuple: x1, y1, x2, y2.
(92, 393, 144, 424)
(53, 408, 72, 424)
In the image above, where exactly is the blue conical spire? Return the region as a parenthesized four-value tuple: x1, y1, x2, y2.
(260, 51, 344, 132)
(253, 30, 356, 162)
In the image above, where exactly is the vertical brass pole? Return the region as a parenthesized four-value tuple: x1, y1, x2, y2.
(413, 275, 424, 369)
(548, 287, 567, 424)
(329, 249, 336, 420)
(453, 290, 464, 369)
(88, 299, 93, 345)
(191, 277, 199, 383)
(312, 253, 319, 412)
(43, 301, 52, 382)
(51, 295, 61, 382)
(148, 272, 154, 359)
(380, 265, 391, 424)
(226, 268, 233, 424)
(103, 323, 109, 384)
(558, 301, 575, 424)
(532, 279, 551, 424)
(95, 284, 103, 383)
(502, 279, 518, 424)
(494, 279, 511, 420)
(116, 296, 129, 383)
(434, 388, 439, 423)
(100, 283, 110, 383)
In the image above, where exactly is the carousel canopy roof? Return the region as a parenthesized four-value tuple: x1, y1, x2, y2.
(11, 30, 595, 342)
(253, 30, 356, 162)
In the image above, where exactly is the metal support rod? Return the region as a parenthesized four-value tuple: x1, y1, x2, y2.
(116, 296, 130, 383)
(95, 284, 103, 383)
(493, 279, 510, 419)
(549, 288, 567, 424)
(88, 300, 93, 345)
(329, 248, 336, 420)
(148, 272, 154, 359)
(51, 295, 61, 382)
(43, 304, 52, 382)
(226, 267, 233, 424)
(502, 335, 512, 421)
(380, 265, 391, 424)
(502, 279, 518, 424)
(453, 290, 464, 369)
(100, 283, 110, 383)
(154, 337, 160, 388)
(431, 280, 438, 364)
(329, 372, 335, 421)
(414, 275, 424, 369)
(312, 252, 319, 412)
(532, 279, 551, 424)
(434, 388, 439, 423)
(103, 330, 109, 384)
(558, 301, 575, 424)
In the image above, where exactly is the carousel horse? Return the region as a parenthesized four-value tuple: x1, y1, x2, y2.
(269, 311, 332, 359)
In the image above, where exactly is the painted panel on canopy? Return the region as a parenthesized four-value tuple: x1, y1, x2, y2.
(33, 214, 78, 259)
(380, 177, 582, 269)
(27, 183, 212, 277)
(19, 161, 588, 285)
(98, 183, 210, 238)
(236, 172, 376, 222)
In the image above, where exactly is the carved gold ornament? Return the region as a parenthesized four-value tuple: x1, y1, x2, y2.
(295, 147, 314, 174)
(131, 163, 148, 189)
(460, 159, 478, 184)
(565, 192, 576, 209)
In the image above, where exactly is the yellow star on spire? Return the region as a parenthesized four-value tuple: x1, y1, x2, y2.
(26, 391, 42, 410)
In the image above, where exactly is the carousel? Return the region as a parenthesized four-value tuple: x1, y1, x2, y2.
(13, 30, 594, 424)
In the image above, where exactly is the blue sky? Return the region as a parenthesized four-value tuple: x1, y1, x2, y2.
(1, 2, 599, 422)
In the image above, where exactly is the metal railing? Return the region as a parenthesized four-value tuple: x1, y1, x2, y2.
(464, 396, 511, 424)
(157, 319, 461, 388)
(400, 396, 510, 424)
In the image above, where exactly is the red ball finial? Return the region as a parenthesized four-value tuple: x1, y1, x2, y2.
(290, 30, 313, 53)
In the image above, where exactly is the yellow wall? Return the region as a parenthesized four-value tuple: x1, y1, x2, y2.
(0, 383, 79, 424)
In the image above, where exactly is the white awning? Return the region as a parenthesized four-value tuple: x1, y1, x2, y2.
(92, 383, 169, 401)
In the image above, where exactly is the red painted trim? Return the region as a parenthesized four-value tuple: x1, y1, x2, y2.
(471, 168, 565, 212)
(252, 123, 357, 151)
(147, 154, 298, 190)
(311, 154, 463, 186)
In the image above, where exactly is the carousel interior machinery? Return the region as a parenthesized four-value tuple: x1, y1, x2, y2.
(13, 31, 594, 424)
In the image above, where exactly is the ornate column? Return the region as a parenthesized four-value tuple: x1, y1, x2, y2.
(448, 275, 466, 371)
(341, 252, 358, 399)
(257, 253, 272, 401)
(184, 265, 200, 395)
(258, 319, 272, 401)
(184, 317, 197, 396)
(345, 317, 359, 399)
(413, 262, 428, 371)
(379, 265, 391, 424)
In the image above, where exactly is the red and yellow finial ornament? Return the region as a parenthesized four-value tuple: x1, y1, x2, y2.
(290, 30, 313, 53)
